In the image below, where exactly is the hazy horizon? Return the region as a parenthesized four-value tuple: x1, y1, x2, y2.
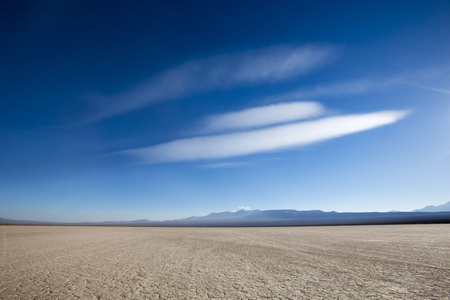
(1, 1, 450, 222)
(2, 201, 450, 224)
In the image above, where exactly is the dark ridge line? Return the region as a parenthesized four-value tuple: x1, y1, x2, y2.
(1, 209, 450, 227)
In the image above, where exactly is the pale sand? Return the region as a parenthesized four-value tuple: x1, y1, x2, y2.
(1, 225, 449, 299)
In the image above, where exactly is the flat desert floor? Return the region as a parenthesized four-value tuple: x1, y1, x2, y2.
(1, 225, 449, 299)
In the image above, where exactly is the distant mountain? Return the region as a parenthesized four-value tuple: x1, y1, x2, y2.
(99, 219, 151, 224)
(0, 217, 49, 225)
(0, 217, 151, 226)
(1, 208, 450, 227)
(179, 209, 338, 223)
(413, 201, 450, 212)
(167, 209, 450, 227)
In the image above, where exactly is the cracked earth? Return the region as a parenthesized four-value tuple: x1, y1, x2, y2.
(1, 224, 449, 299)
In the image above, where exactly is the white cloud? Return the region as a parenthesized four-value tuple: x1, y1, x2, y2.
(85, 44, 336, 123)
(239, 206, 251, 211)
(122, 110, 410, 163)
(204, 101, 324, 132)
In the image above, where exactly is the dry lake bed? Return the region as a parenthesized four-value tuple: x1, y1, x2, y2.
(1, 224, 449, 299)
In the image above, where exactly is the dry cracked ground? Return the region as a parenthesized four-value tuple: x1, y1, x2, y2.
(1, 224, 449, 299)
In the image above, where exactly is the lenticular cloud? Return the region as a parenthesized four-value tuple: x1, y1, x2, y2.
(122, 110, 410, 163)
(205, 101, 325, 132)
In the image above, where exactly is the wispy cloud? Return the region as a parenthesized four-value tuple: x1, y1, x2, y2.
(85, 44, 336, 123)
(394, 81, 450, 95)
(204, 101, 324, 132)
(261, 78, 391, 103)
(387, 65, 450, 96)
(199, 162, 249, 169)
(420, 149, 450, 169)
(121, 110, 410, 163)
(251, 65, 450, 104)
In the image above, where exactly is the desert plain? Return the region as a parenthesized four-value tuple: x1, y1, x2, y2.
(1, 224, 449, 299)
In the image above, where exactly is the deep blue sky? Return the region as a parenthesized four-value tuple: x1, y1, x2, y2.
(1, 1, 450, 222)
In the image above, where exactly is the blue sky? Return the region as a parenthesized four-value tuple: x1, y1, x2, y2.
(1, 1, 450, 222)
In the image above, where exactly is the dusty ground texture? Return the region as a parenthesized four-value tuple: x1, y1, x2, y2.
(1, 225, 449, 299)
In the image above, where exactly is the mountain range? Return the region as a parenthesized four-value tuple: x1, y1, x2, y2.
(413, 201, 450, 212)
(1, 201, 449, 227)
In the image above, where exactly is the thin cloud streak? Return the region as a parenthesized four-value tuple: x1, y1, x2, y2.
(85, 44, 336, 123)
(205, 101, 325, 132)
(395, 81, 450, 95)
(256, 66, 449, 104)
(200, 162, 249, 169)
(262, 78, 391, 103)
(385, 66, 450, 96)
(122, 110, 410, 163)
(420, 149, 450, 169)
